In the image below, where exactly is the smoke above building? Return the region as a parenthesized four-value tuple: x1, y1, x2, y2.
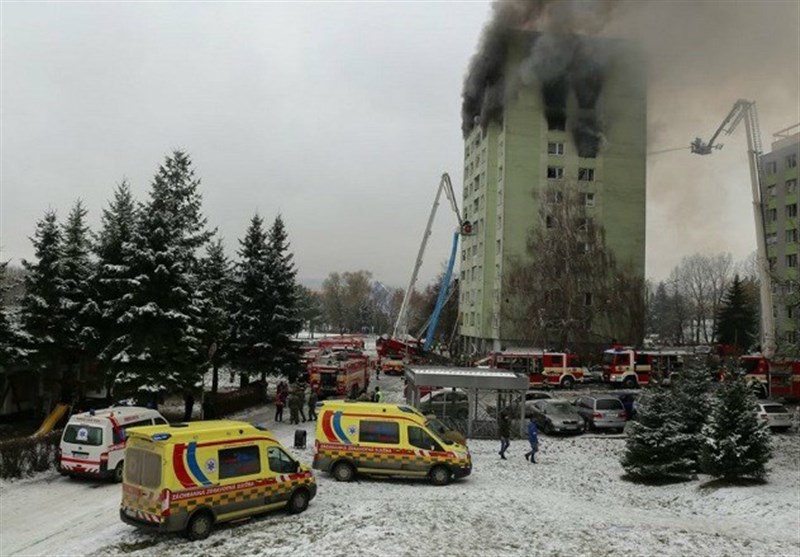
(461, 0, 620, 157)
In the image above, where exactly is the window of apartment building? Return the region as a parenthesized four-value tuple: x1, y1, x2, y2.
(786, 331, 798, 344)
(787, 179, 798, 194)
(578, 168, 595, 181)
(787, 254, 798, 268)
(787, 153, 798, 169)
(473, 198, 479, 213)
(547, 142, 565, 155)
(546, 215, 556, 229)
(766, 232, 778, 245)
(765, 161, 778, 175)
(787, 229, 798, 243)
(546, 110, 566, 131)
(578, 218, 591, 231)
(547, 166, 564, 179)
(461, 249, 466, 261)
(769, 257, 777, 271)
(768, 185, 776, 197)
(788, 306, 795, 319)
(768, 208, 778, 222)
(787, 203, 798, 218)
(583, 292, 593, 306)
(547, 190, 564, 204)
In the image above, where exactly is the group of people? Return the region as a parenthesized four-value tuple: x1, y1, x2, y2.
(498, 410, 539, 463)
(274, 380, 319, 424)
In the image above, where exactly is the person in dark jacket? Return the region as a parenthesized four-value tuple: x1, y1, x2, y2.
(275, 384, 285, 422)
(308, 386, 319, 421)
(297, 382, 307, 423)
(183, 388, 195, 422)
(498, 410, 511, 460)
(524, 416, 539, 463)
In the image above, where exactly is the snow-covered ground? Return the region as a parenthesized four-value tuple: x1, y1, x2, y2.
(2, 372, 799, 557)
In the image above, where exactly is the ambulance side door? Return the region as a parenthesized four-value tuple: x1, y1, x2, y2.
(266, 445, 300, 505)
(405, 425, 444, 473)
(216, 444, 263, 518)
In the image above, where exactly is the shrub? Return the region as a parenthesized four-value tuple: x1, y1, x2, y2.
(0, 430, 61, 479)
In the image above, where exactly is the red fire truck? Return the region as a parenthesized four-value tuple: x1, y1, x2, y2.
(318, 335, 365, 351)
(739, 354, 800, 399)
(477, 350, 584, 388)
(602, 347, 687, 388)
(309, 350, 370, 399)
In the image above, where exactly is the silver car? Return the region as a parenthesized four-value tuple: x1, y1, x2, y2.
(530, 399, 584, 434)
(755, 401, 792, 432)
(574, 395, 627, 432)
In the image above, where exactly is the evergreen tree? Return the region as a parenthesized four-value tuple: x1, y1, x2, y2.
(229, 214, 274, 382)
(106, 152, 210, 399)
(715, 275, 757, 351)
(0, 261, 30, 368)
(620, 384, 695, 480)
(20, 210, 67, 378)
(296, 285, 323, 338)
(670, 362, 713, 470)
(264, 215, 302, 380)
(701, 370, 771, 481)
(197, 238, 232, 393)
(60, 201, 100, 373)
(94, 182, 138, 386)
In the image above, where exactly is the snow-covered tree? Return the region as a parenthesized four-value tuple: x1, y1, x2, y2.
(197, 238, 232, 393)
(105, 152, 210, 399)
(620, 385, 695, 480)
(670, 361, 713, 470)
(0, 260, 30, 368)
(264, 215, 302, 379)
(60, 201, 99, 372)
(20, 210, 67, 376)
(229, 214, 273, 383)
(701, 370, 771, 481)
(94, 182, 138, 386)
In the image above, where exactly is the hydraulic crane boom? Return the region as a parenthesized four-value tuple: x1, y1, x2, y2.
(393, 173, 464, 342)
(691, 99, 777, 358)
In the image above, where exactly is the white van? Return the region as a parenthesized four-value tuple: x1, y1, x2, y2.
(58, 406, 167, 481)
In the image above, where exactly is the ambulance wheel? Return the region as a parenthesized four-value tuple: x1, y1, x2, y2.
(113, 461, 124, 483)
(429, 465, 451, 486)
(561, 376, 575, 389)
(186, 511, 214, 541)
(332, 461, 355, 482)
(288, 488, 310, 514)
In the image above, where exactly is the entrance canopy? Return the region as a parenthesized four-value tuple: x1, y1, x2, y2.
(406, 366, 529, 391)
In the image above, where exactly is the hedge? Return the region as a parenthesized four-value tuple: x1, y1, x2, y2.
(0, 430, 61, 479)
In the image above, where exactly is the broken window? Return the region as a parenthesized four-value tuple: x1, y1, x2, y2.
(546, 110, 567, 131)
(578, 168, 595, 181)
(547, 142, 564, 155)
(547, 166, 564, 179)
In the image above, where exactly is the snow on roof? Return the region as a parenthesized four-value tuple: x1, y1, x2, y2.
(406, 366, 529, 390)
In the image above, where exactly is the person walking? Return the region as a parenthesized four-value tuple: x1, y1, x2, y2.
(524, 415, 539, 463)
(373, 386, 384, 403)
(288, 386, 300, 425)
(275, 384, 285, 422)
(498, 410, 511, 460)
(297, 382, 307, 423)
(307, 386, 319, 421)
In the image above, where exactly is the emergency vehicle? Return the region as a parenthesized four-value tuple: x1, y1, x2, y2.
(739, 355, 800, 399)
(381, 359, 406, 376)
(318, 335, 365, 351)
(477, 350, 584, 388)
(602, 347, 686, 387)
(312, 401, 471, 485)
(120, 421, 316, 540)
(309, 350, 370, 399)
(57, 406, 167, 481)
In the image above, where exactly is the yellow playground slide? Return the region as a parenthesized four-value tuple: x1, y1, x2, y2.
(32, 403, 70, 437)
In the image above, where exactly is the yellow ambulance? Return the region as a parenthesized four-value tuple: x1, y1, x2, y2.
(120, 420, 316, 540)
(312, 401, 471, 485)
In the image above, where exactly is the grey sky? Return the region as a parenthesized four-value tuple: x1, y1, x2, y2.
(2, 1, 799, 288)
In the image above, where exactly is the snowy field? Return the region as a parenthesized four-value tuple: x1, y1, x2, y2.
(2, 373, 799, 557)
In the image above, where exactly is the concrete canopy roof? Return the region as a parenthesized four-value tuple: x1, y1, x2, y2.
(406, 366, 529, 390)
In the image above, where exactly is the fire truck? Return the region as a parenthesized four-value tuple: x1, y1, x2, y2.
(602, 347, 687, 388)
(477, 350, 584, 388)
(318, 335, 365, 351)
(309, 350, 370, 399)
(739, 354, 800, 399)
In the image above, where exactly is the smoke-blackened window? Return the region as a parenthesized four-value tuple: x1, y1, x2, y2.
(573, 116, 603, 158)
(546, 110, 567, 131)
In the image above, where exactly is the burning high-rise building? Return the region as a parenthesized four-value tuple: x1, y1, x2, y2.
(458, 29, 646, 352)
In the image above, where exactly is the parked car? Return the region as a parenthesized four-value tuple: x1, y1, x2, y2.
(418, 388, 469, 419)
(530, 399, 584, 434)
(607, 391, 640, 420)
(574, 395, 627, 432)
(506, 390, 555, 418)
(755, 401, 792, 432)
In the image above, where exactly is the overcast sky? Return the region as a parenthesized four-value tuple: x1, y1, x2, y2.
(2, 1, 799, 289)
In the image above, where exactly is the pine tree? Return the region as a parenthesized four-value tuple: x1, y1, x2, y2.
(60, 201, 100, 374)
(670, 362, 713, 470)
(197, 238, 232, 393)
(264, 215, 302, 380)
(715, 275, 757, 351)
(620, 384, 695, 480)
(229, 214, 273, 382)
(20, 210, 67, 378)
(95, 182, 138, 386)
(701, 370, 772, 481)
(0, 261, 30, 368)
(106, 152, 210, 399)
